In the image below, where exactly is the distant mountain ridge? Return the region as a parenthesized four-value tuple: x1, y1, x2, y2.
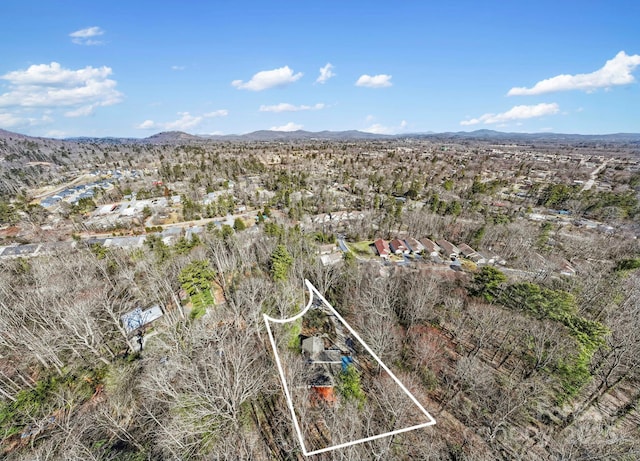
(200, 129, 388, 142)
(414, 129, 640, 143)
(1, 128, 639, 145)
(141, 129, 640, 144)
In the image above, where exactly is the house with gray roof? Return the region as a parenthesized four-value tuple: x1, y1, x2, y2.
(121, 305, 164, 335)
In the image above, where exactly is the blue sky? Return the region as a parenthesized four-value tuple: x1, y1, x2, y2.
(1, 1, 639, 137)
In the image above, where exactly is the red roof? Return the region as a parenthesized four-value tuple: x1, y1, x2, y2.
(373, 238, 390, 256)
(311, 386, 337, 405)
(390, 239, 408, 253)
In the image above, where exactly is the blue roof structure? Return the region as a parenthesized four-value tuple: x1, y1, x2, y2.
(341, 356, 353, 372)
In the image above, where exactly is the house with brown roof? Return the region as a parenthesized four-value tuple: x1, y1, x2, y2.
(389, 238, 410, 255)
(419, 238, 441, 256)
(436, 239, 460, 258)
(457, 243, 477, 258)
(457, 243, 487, 265)
(373, 238, 390, 259)
(404, 237, 424, 254)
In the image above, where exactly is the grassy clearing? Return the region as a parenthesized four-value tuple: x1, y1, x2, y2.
(349, 241, 374, 256)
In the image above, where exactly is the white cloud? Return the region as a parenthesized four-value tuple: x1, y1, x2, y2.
(163, 113, 203, 131)
(137, 110, 228, 131)
(69, 26, 104, 45)
(270, 122, 303, 131)
(316, 63, 335, 84)
(203, 109, 228, 117)
(45, 130, 67, 138)
(508, 51, 640, 96)
(137, 120, 156, 130)
(460, 103, 560, 126)
(363, 119, 409, 135)
(363, 123, 392, 134)
(65, 106, 96, 117)
(0, 62, 122, 120)
(232, 66, 303, 91)
(0, 112, 23, 128)
(0, 112, 53, 129)
(355, 74, 392, 88)
(259, 102, 325, 113)
(171, 65, 185, 71)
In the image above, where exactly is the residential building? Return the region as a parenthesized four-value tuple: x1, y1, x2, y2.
(419, 238, 441, 256)
(457, 243, 477, 258)
(436, 239, 460, 258)
(121, 305, 164, 335)
(404, 237, 424, 254)
(389, 239, 409, 255)
(468, 253, 487, 265)
(373, 238, 390, 259)
(456, 243, 487, 265)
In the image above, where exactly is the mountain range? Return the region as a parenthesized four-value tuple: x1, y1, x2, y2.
(2, 128, 640, 145)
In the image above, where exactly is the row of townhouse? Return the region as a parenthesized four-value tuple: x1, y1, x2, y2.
(373, 237, 506, 266)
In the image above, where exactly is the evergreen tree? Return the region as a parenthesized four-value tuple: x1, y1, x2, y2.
(270, 244, 293, 281)
(472, 266, 507, 302)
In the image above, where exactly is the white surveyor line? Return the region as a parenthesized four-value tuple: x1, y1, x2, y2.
(264, 279, 436, 456)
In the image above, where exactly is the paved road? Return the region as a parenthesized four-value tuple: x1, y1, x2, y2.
(581, 160, 608, 192)
(337, 238, 349, 253)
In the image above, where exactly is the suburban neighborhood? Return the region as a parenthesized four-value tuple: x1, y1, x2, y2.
(1, 129, 639, 460)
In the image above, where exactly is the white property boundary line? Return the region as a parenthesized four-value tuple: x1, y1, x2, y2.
(264, 279, 436, 457)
